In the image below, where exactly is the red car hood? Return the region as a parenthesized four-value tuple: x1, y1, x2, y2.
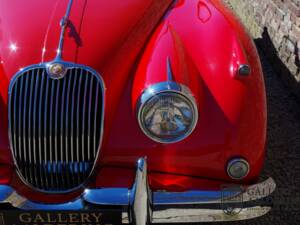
(0, 0, 172, 164)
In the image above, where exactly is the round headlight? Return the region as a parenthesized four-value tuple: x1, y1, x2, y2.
(138, 83, 198, 143)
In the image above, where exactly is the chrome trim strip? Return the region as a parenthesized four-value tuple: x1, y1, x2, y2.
(60, 73, 67, 188)
(38, 71, 45, 187)
(87, 76, 94, 161)
(0, 186, 83, 210)
(166, 57, 174, 81)
(70, 69, 78, 169)
(82, 75, 88, 161)
(152, 206, 271, 223)
(70, 70, 78, 186)
(65, 73, 71, 187)
(84, 188, 130, 206)
(12, 79, 18, 158)
(76, 70, 83, 184)
(65, 71, 72, 166)
(93, 84, 100, 157)
(43, 75, 50, 188)
(0, 158, 276, 224)
(28, 71, 35, 185)
(22, 74, 29, 181)
(76, 70, 82, 163)
(18, 76, 24, 170)
(32, 70, 40, 168)
(153, 190, 237, 205)
(49, 75, 55, 187)
(54, 80, 61, 183)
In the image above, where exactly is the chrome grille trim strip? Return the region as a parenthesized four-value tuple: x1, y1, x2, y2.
(94, 84, 100, 157)
(76, 70, 83, 184)
(65, 73, 71, 162)
(8, 62, 105, 193)
(33, 70, 39, 170)
(70, 71, 77, 165)
(87, 76, 93, 161)
(49, 78, 55, 188)
(82, 74, 88, 162)
(60, 74, 67, 189)
(18, 76, 24, 169)
(23, 74, 29, 182)
(43, 75, 50, 188)
(12, 80, 18, 158)
(38, 71, 45, 187)
(65, 72, 72, 188)
(28, 71, 35, 185)
(54, 80, 61, 188)
(76, 71, 82, 182)
(70, 70, 78, 186)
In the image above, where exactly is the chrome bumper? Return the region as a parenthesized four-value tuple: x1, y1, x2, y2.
(0, 158, 276, 224)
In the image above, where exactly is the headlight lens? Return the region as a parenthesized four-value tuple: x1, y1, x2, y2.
(138, 91, 198, 143)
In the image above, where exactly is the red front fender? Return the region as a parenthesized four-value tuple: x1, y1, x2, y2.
(125, 0, 266, 184)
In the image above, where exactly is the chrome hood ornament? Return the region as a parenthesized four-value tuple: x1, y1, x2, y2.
(56, 0, 73, 61)
(47, 0, 73, 79)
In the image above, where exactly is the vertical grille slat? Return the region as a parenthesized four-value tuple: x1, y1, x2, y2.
(87, 76, 94, 162)
(65, 74, 72, 164)
(76, 70, 83, 161)
(94, 84, 100, 157)
(9, 65, 103, 192)
(76, 69, 83, 180)
(38, 71, 45, 189)
(43, 76, 50, 188)
(70, 70, 78, 186)
(22, 74, 30, 183)
(60, 76, 67, 189)
(70, 72, 77, 165)
(49, 80, 55, 188)
(82, 75, 88, 163)
(12, 81, 18, 158)
(17, 76, 24, 170)
(54, 81, 61, 188)
(32, 70, 40, 187)
(65, 73, 72, 188)
(28, 72, 36, 186)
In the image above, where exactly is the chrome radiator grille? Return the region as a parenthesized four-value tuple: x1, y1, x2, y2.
(9, 65, 104, 192)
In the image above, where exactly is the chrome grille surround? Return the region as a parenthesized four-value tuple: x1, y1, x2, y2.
(8, 62, 105, 193)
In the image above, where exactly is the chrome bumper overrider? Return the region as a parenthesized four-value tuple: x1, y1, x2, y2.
(0, 158, 276, 224)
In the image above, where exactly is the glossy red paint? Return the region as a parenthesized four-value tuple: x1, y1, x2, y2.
(0, 0, 266, 203)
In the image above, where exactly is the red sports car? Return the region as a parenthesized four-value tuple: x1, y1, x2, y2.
(0, 0, 275, 224)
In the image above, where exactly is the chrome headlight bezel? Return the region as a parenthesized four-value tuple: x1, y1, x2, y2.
(137, 82, 199, 144)
(227, 158, 250, 180)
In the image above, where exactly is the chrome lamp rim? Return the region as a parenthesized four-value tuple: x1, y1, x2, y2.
(137, 81, 199, 144)
(227, 158, 251, 180)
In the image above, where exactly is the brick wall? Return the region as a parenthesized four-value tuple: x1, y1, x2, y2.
(225, 0, 300, 96)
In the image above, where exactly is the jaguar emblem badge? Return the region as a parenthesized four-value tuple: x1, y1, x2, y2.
(47, 63, 67, 79)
